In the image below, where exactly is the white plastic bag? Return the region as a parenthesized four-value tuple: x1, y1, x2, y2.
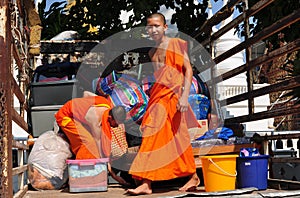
(28, 131, 72, 190)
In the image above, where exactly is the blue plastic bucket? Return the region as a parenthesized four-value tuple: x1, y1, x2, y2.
(237, 155, 269, 190)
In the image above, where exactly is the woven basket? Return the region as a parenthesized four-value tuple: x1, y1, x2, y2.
(111, 124, 128, 159)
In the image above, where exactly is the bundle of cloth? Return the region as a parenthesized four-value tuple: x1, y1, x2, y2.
(94, 71, 149, 125)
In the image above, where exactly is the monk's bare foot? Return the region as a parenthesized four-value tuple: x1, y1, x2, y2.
(125, 180, 152, 195)
(179, 173, 200, 192)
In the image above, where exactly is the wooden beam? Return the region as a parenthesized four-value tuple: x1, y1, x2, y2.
(270, 157, 300, 163)
(12, 165, 28, 176)
(0, 0, 13, 197)
(268, 178, 300, 187)
(213, 38, 300, 84)
(199, 0, 274, 47)
(12, 41, 23, 70)
(225, 105, 300, 124)
(40, 40, 100, 53)
(193, 0, 242, 39)
(214, 9, 300, 65)
(221, 75, 300, 106)
(11, 74, 25, 104)
(193, 143, 252, 156)
(263, 133, 300, 141)
(12, 140, 29, 150)
(12, 109, 28, 132)
(13, 185, 28, 198)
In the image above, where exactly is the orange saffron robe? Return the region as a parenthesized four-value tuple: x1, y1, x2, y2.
(55, 96, 113, 159)
(129, 38, 199, 181)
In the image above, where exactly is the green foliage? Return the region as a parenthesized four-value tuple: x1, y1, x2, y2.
(236, 0, 299, 44)
(38, 0, 70, 40)
(46, 0, 212, 41)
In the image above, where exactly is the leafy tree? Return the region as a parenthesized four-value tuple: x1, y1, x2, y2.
(38, 0, 70, 40)
(65, 0, 210, 41)
(236, 0, 299, 45)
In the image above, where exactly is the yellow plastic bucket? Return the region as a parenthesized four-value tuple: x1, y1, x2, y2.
(201, 155, 238, 192)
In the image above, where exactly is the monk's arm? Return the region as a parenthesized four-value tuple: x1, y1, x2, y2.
(85, 106, 102, 139)
(177, 50, 193, 112)
(83, 90, 97, 97)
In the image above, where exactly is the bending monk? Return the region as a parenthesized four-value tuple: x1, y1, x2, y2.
(127, 13, 200, 195)
(55, 92, 129, 185)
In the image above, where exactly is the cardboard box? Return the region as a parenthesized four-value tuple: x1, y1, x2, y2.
(66, 158, 109, 193)
(188, 119, 208, 140)
(29, 105, 61, 137)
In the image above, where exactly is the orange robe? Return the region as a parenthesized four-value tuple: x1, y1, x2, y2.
(129, 38, 199, 181)
(55, 96, 113, 159)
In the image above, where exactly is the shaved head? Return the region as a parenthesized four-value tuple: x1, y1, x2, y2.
(110, 106, 126, 124)
(147, 13, 166, 25)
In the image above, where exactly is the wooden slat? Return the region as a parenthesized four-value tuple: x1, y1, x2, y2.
(199, 0, 274, 47)
(12, 109, 28, 132)
(40, 40, 100, 53)
(214, 9, 300, 65)
(11, 74, 28, 111)
(193, 0, 242, 39)
(268, 178, 300, 186)
(11, 74, 25, 104)
(221, 75, 300, 106)
(193, 143, 252, 156)
(193, 143, 252, 168)
(263, 133, 300, 141)
(225, 105, 300, 124)
(213, 38, 300, 84)
(270, 157, 300, 163)
(192, 9, 300, 74)
(12, 140, 29, 150)
(12, 164, 28, 176)
(13, 185, 28, 198)
(12, 41, 23, 70)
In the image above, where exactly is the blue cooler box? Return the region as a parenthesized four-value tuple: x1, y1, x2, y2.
(237, 155, 269, 190)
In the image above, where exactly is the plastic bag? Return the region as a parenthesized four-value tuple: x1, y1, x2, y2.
(28, 131, 72, 190)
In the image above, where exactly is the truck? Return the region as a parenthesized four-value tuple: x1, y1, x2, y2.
(1, 0, 300, 197)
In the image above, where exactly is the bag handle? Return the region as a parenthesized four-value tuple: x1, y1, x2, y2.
(209, 158, 237, 177)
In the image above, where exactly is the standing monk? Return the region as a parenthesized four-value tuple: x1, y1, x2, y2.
(127, 13, 200, 195)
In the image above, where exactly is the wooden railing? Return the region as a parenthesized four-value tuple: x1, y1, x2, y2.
(12, 139, 29, 198)
(192, 0, 300, 127)
(0, 0, 35, 197)
(0, 0, 299, 197)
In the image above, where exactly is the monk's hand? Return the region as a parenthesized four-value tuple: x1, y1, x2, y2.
(110, 171, 131, 186)
(177, 97, 189, 112)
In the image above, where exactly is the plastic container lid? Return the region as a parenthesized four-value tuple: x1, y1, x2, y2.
(238, 155, 269, 159)
(66, 158, 109, 165)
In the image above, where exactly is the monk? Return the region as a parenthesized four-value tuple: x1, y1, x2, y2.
(55, 91, 129, 185)
(127, 13, 200, 195)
